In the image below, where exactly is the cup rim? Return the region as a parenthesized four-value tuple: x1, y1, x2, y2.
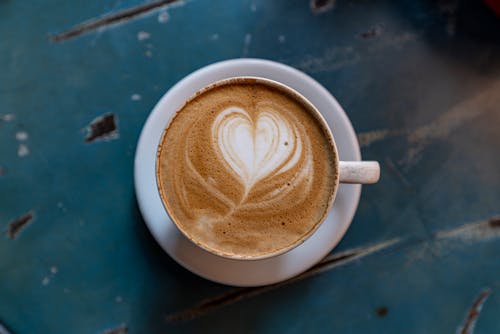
(156, 76, 340, 260)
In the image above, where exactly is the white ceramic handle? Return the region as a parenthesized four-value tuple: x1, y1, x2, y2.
(339, 161, 380, 184)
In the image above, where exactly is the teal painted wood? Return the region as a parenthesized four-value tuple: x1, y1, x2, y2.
(1, 0, 499, 333)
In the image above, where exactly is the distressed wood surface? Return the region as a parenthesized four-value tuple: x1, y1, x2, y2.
(1, 0, 499, 333)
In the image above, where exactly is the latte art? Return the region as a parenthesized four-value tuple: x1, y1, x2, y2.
(213, 105, 310, 192)
(157, 81, 337, 258)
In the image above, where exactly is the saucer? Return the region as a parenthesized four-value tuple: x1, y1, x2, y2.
(134, 59, 361, 287)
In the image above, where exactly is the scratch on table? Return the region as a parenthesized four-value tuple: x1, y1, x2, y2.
(84, 113, 119, 142)
(400, 80, 500, 167)
(296, 46, 361, 73)
(310, 0, 336, 14)
(6, 211, 34, 239)
(457, 289, 491, 334)
(436, 216, 500, 242)
(242, 33, 252, 57)
(50, 0, 187, 42)
(100, 323, 128, 334)
(385, 157, 413, 190)
(166, 238, 400, 322)
(437, 0, 458, 36)
(295, 31, 416, 73)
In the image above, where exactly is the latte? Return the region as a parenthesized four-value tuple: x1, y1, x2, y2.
(157, 78, 338, 259)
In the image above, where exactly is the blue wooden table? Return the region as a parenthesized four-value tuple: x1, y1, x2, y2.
(1, 1, 499, 333)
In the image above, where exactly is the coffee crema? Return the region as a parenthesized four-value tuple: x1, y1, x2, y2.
(157, 79, 338, 258)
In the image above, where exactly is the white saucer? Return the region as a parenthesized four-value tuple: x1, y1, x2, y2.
(134, 59, 361, 287)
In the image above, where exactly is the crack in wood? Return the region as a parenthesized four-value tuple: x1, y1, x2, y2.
(458, 289, 491, 334)
(166, 238, 400, 322)
(50, 0, 184, 42)
(6, 211, 34, 239)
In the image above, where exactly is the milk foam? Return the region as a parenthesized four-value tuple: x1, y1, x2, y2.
(213, 105, 309, 191)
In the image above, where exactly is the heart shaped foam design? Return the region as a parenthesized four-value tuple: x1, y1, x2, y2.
(213, 106, 302, 189)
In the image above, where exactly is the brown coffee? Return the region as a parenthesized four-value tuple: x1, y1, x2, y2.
(157, 78, 338, 259)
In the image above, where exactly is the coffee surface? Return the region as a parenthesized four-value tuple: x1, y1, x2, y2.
(157, 80, 337, 258)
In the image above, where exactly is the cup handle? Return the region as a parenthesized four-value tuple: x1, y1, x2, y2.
(339, 161, 380, 184)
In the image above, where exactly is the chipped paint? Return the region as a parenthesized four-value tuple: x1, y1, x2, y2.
(6, 211, 34, 239)
(42, 277, 50, 286)
(131, 94, 142, 101)
(84, 113, 119, 142)
(310, 0, 336, 14)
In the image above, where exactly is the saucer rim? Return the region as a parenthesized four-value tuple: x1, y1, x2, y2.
(134, 58, 361, 286)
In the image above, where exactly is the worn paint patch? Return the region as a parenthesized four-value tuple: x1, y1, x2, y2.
(0, 166, 5, 176)
(100, 324, 128, 334)
(158, 10, 170, 23)
(458, 289, 491, 334)
(242, 33, 252, 57)
(436, 216, 500, 242)
(137, 31, 150, 41)
(166, 238, 400, 322)
(17, 144, 30, 157)
(0, 114, 15, 122)
(131, 94, 142, 101)
(84, 113, 119, 142)
(15, 131, 28, 141)
(6, 211, 34, 239)
(310, 0, 336, 14)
